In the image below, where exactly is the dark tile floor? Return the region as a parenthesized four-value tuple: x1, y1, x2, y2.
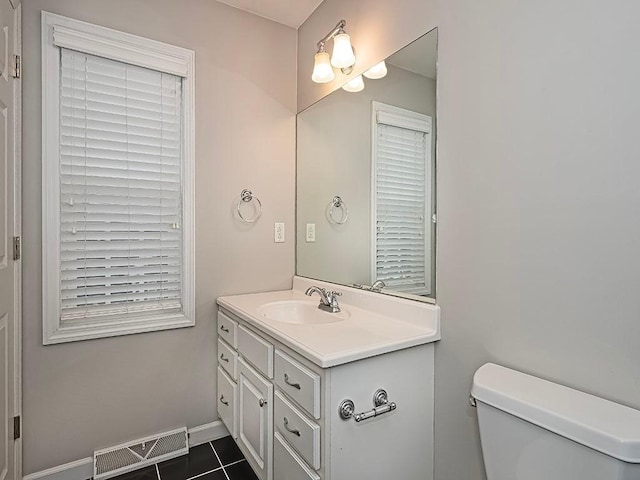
(111, 436, 258, 480)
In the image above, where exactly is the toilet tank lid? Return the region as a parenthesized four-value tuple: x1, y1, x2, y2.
(471, 363, 640, 463)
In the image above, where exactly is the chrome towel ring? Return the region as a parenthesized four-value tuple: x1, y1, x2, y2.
(327, 195, 349, 225)
(237, 189, 263, 223)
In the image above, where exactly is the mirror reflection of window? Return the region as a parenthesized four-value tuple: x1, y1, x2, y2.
(372, 102, 433, 296)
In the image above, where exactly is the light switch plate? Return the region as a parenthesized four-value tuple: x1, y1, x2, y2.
(274, 223, 285, 243)
(306, 223, 316, 242)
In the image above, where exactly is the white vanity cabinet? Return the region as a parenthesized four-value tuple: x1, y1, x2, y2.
(217, 310, 274, 480)
(216, 304, 436, 480)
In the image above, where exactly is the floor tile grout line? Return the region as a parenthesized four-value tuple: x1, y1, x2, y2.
(223, 459, 245, 468)
(185, 465, 225, 480)
(155, 463, 161, 480)
(209, 441, 231, 480)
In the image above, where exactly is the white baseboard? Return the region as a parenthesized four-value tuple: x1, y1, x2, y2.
(23, 420, 230, 480)
(188, 420, 229, 447)
(22, 457, 93, 480)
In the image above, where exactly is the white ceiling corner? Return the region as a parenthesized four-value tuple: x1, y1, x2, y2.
(216, 0, 324, 28)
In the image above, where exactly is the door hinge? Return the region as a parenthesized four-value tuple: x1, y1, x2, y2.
(12, 236, 20, 260)
(12, 55, 20, 79)
(13, 416, 20, 440)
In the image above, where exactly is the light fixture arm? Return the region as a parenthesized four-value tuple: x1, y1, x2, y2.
(316, 19, 347, 51)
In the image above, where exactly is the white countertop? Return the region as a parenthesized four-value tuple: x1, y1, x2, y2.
(217, 276, 440, 368)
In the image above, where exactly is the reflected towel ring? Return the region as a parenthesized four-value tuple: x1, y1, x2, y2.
(327, 196, 349, 225)
(237, 189, 263, 223)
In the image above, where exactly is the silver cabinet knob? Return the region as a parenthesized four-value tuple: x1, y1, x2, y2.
(220, 395, 229, 406)
(259, 398, 267, 407)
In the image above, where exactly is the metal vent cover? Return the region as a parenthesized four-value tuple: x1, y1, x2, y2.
(94, 427, 188, 480)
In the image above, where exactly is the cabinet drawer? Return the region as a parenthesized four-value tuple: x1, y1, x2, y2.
(274, 349, 320, 419)
(218, 310, 238, 348)
(217, 366, 237, 438)
(238, 325, 273, 378)
(274, 391, 320, 470)
(218, 338, 237, 380)
(274, 432, 320, 480)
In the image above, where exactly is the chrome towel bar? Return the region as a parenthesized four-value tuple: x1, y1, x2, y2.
(338, 389, 397, 422)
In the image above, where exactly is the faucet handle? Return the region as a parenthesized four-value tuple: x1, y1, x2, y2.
(327, 290, 342, 307)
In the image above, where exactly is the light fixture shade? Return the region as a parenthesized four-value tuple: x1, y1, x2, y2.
(331, 33, 356, 69)
(342, 75, 365, 93)
(363, 61, 388, 79)
(312, 51, 335, 83)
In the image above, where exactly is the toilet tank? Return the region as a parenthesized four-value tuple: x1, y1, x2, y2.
(471, 363, 640, 480)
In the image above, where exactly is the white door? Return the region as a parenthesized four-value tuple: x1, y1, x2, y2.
(238, 357, 272, 480)
(0, 0, 20, 479)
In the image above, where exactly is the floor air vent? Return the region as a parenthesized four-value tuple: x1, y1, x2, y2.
(94, 427, 188, 479)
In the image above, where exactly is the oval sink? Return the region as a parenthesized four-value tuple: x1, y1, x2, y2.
(258, 300, 350, 325)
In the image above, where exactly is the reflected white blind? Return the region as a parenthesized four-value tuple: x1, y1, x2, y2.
(59, 48, 184, 321)
(375, 120, 428, 295)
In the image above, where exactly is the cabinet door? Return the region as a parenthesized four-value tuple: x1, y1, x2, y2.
(238, 357, 273, 480)
(217, 366, 237, 438)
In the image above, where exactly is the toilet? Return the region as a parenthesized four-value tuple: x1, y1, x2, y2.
(471, 363, 640, 479)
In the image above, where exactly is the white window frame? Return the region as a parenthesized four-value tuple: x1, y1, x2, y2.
(41, 12, 195, 344)
(371, 101, 433, 296)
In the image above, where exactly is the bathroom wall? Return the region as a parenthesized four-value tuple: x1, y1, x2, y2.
(22, 0, 296, 474)
(300, 1, 640, 479)
(297, 66, 435, 286)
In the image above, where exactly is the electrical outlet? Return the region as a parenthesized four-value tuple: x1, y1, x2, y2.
(274, 223, 285, 243)
(306, 223, 316, 242)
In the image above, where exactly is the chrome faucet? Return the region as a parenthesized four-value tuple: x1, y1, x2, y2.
(305, 286, 342, 313)
(353, 280, 386, 292)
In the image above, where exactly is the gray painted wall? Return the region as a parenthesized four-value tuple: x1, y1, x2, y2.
(300, 1, 640, 479)
(22, 0, 296, 474)
(297, 66, 435, 287)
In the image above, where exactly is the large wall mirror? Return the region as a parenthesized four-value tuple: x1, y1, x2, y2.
(297, 28, 438, 302)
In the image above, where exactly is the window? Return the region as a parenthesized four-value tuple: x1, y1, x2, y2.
(42, 12, 195, 344)
(372, 102, 433, 296)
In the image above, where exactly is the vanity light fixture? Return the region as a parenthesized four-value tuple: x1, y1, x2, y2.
(342, 75, 365, 93)
(311, 46, 335, 83)
(311, 19, 356, 83)
(363, 61, 387, 79)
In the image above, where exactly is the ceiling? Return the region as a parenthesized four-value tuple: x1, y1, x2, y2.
(216, 0, 324, 28)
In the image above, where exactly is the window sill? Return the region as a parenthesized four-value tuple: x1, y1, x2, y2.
(43, 312, 195, 345)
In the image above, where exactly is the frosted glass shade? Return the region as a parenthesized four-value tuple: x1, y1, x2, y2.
(331, 33, 356, 69)
(363, 61, 388, 79)
(312, 51, 335, 83)
(342, 75, 365, 93)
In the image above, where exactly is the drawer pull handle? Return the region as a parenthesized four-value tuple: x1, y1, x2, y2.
(284, 373, 301, 390)
(220, 353, 230, 363)
(220, 325, 230, 333)
(220, 395, 229, 406)
(283, 417, 301, 437)
(259, 398, 267, 407)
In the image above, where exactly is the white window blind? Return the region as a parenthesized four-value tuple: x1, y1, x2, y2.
(374, 106, 432, 296)
(59, 48, 184, 322)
